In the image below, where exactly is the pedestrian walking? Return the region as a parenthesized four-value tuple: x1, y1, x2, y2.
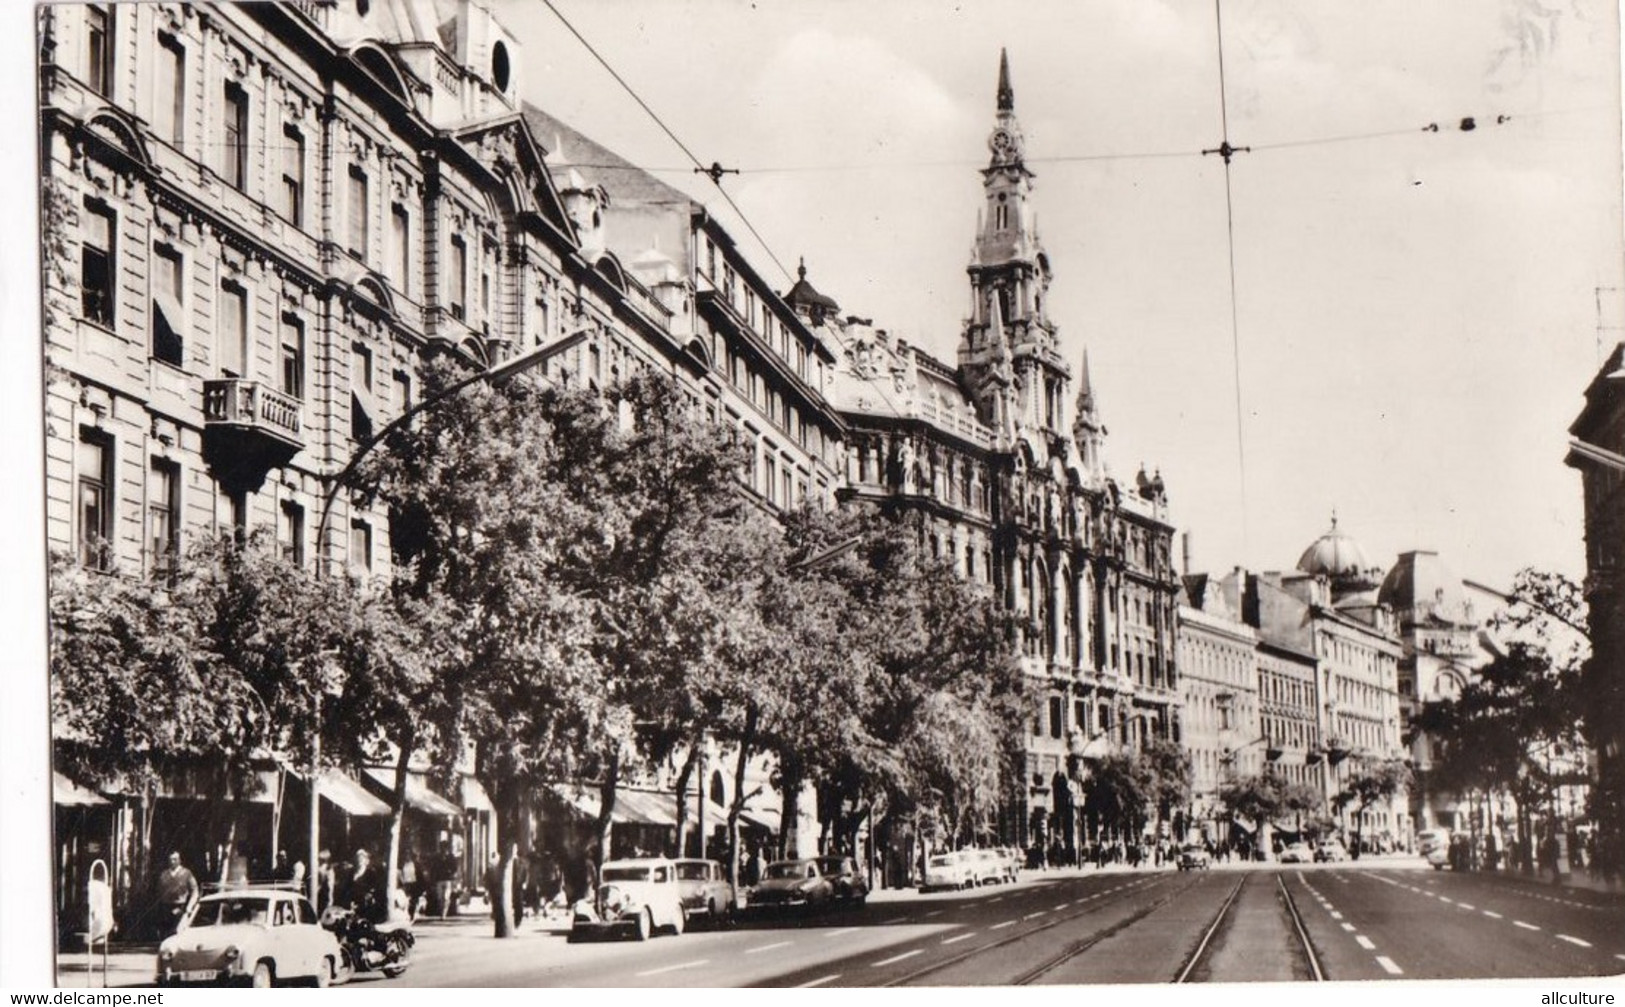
(154, 852, 200, 938)
(399, 850, 421, 921)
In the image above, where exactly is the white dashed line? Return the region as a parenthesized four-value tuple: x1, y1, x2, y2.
(825, 927, 860, 938)
(1615, 954, 1625, 962)
(1025, 911, 1047, 919)
(636, 960, 710, 977)
(991, 920, 1016, 930)
(925, 910, 944, 918)
(1458, 903, 1474, 910)
(746, 941, 792, 954)
(880, 917, 907, 925)
(798, 975, 840, 988)
(1341, 923, 1356, 932)
(942, 933, 974, 945)
(1557, 935, 1592, 948)
(1376, 956, 1403, 975)
(1439, 897, 1454, 904)
(872, 950, 923, 967)
(988, 897, 1005, 904)
(1355, 936, 1376, 950)
(1514, 921, 1541, 931)
(1053, 904, 1068, 911)
(1330, 911, 1343, 920)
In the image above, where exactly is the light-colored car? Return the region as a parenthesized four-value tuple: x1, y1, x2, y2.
(570, 858, 686, 941)
(156, 888, 342, 987)
(1314, 840, 1348, 863)
(749, 859, 833, 912)
(1278, 843, 1312, 864)
(1000, 847, 1022, 882)
(969, 848, 1012, 885)
(919, 851, 976, 892)
(674, 858, 735, 927)
(1177, 844, 1212, 871)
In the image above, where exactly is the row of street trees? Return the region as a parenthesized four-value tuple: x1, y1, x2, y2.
(1078, 740, 1193, 846)
(50, 357, 1028, 936)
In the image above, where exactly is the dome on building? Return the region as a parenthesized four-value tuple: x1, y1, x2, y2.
(783, 258, 839, 322)
(1296, 515, 1382, 594)
(1377, 550, 1472, 625)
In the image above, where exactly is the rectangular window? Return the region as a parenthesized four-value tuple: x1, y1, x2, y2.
(279, 314, 304, 400)
(80, 201, 115, 327)
(782, 469, 792, 508)
(148, 459, 179, 576)
(352, 343, 373, 392)
(449, 236, 467, 319)
(278, 501, 305, 566)
(222, 83, 247, 190)
(154, 34, 184, 145)
(77, 429, 113, 570)
(764, 455, 777, 501)
(393, 371, 411, 414)
(227, 490, 248, 542)
(347, 166, 368, 258)
(86, 6, 112, 98)
(1049, 697, 1064, 739)
(151, 244, 184, 364)
(217, 282, 247, 376)
(350, 518, 372, 571)
(282, 125, 304, 226)
(391, 205, 409, 293)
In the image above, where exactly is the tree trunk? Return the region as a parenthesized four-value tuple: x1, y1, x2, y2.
(725, 709, 758, 893)
(490, 787, 522, 939)
(384, 728, 415, 915)
(595, 751, 621, 869)
(779, 759, 803, 860)
(672, 743, 701, 858)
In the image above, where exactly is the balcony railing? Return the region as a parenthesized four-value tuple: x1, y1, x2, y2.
(203, 379, 303, 449)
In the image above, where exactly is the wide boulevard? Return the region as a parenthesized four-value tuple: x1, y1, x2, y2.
(380, 861, 1625, 987)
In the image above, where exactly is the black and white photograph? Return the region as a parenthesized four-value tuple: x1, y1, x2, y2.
(8, 0, 1625, 992)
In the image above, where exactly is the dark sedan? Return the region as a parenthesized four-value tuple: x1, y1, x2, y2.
(747, 859, 833, 912)
(814, 856, 869, 906)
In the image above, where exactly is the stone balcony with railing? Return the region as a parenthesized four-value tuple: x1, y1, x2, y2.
(202, 379, 304, 489)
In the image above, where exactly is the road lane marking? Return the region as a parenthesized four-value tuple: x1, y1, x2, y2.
(1439, 896, 1454, 904)
(942, 933, 974, 945)
(1355, 936, 1376, 950)
(1557, 935, 1592, 948)
(1024, 911, 1047, 919)
(925, 910, 944, 918)
(1514, 921, 1540, 931)
(1376, 956, 1403, 975)
(825, 927, 861, 938)
(1329, 911, 1343, 920)
(1341, 923, 1356, 932)
(636, 959, 710, 977)
(798, 975, 840, 988)
(991, 920, 1016, 929)
(1053, 903, 1068, 911)
(880, 917, 906, 925)
(1458, 903, 1474, 910)
(1615, 954, 1625, 962)
(1484, 911, 1503, 918)
(746, 941, 793, 954)
(872, 950, 923, 967)
(988, 896, 1005, 903)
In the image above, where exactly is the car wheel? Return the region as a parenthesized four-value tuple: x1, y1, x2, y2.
(251, 961, 275, 988)
(635, 908, 652, 942)
(312, 957, 332, 988)
(670, 908, 685, 936)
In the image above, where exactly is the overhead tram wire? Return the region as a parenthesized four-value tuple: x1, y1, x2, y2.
(535, 0, 911, 421)
(1206, 0, 1251, 562)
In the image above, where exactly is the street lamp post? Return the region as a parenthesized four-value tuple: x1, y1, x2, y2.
(305, 330, 591, 901)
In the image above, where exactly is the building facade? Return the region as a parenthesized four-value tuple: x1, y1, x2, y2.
(1177, 572, 1260, 840)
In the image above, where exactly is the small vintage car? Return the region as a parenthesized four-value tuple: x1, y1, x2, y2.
(1177, 843, 1212, 871)
(570, 858, 686, 941)
(814, 855, 869, 905)
(748, 858, 834, 911)
(673, 858, 735, 927)
(919, 850, 976, 892)
(156, 887, 343, 987)
(1278, 842, 1313, 864)
(1314, 840, 1349, 863)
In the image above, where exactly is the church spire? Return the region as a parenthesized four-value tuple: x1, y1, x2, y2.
(997, 47, 1014, 112)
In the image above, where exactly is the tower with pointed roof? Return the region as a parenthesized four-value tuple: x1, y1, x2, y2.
(959, 49, 1069, 445)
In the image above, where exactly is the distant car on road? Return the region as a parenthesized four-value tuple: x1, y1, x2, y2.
(570, 858, 686, 941)
(674, 858, 734, 928)
(1177, 844, 1212, 871)
(749, 859, 833, 912)
(919, 851, 976, 892)
(969, 848, 1015, 885)
(156, 887, 341, 987)
(1278, 843, 1312, 864)
(1314, 840, 1348, 863)
(814, 856, 869, 906)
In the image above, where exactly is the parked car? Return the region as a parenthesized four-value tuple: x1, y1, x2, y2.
(1314, 840, 1348, 863)
(1177, 844, 1212, 871)
(968, 848, 1012, 885)
(673, 858, 735, 928)
(1418, 828, 1451, 870)
(570, 858, 686, 941)
(1278, 843, 1312, 864)
(749, 859, 833, 912)
(156, 887, 342, 987)
(814, 856, 870, 905)
(1000, 847, 1022, 882)
(919, 851, 976, 892)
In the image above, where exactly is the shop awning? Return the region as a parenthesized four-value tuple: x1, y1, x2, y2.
(313, 770, 389, 817)
(364, 768, 461, 818)
(549, 784, 678, 827)
(738, 805, 780, 832)
(461, 777, 493, 812)
(53, 771, 108, 807)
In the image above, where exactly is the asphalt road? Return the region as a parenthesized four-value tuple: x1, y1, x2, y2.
(378, 863, 1625, 987)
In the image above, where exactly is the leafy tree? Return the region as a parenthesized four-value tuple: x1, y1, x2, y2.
(1334, 758, 1411, 852)
(1140, 738, 1193, 836)
(1083, 753, 1153, 841)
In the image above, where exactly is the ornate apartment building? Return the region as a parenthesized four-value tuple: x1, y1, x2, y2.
(1177, 572, 1260, 837)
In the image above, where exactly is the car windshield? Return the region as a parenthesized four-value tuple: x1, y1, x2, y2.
(765, 862, 809, 879)
(676, 863, 710, 881)
(190, 898, 270, 927)
(816, 859, 847, 874)
(601, 867, 652, 883)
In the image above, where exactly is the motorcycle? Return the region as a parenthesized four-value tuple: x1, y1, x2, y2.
(321, 905, 414, 980)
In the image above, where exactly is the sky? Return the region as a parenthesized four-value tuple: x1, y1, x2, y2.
(497, 0, 1625, 592)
